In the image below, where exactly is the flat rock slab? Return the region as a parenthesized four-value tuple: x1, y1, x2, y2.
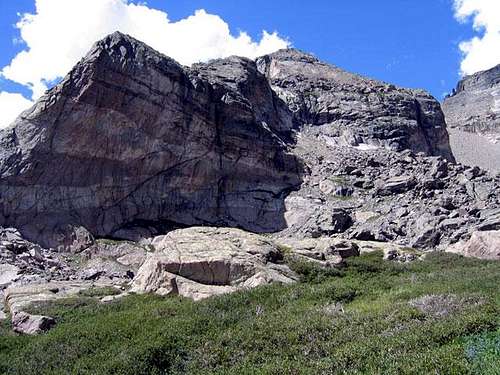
(4, 281, 118, 315)
(3, 280, 121, 335)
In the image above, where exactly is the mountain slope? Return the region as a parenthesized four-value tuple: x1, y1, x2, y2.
(258, 49, 455, 160)
(0, 33, 456, 247)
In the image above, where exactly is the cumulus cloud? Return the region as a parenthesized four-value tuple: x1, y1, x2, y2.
(0, 0, 289, 128)
(454, 0, 500, 76)
(0, 92, 33, 128)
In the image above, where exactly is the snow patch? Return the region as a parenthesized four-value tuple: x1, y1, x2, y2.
(354, 143, 379, 151)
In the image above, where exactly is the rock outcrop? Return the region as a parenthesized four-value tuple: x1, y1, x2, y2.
(447, 230, 500, 260)
(130, 227, 367, 300)
(130, 227, 298, 300)
(4, 281, 120, 334)
(443, 64, 500, 172)
(11, 311, 55, 335)
(0, 32, 302, 247)
(257, 49, 455, 161)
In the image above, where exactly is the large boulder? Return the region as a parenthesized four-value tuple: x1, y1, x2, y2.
(11, 312, 55, 335)
(375, 175, 417, 196)
(0, 264, 20, 288)
(447, 230, 500, 260)
(131, 227, 298, 300)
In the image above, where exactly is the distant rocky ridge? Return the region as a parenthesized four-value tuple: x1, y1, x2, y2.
(0, 32, 499, 334)
(443, 64, 500, 135)
(443, 64, 500, 172)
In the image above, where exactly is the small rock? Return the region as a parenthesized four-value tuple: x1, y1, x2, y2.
(12, 312, 56, 335)
(376, 176, 416, 196)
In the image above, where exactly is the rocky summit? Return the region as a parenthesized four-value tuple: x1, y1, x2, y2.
(257, 49, 455, 161)
(443, 64, 500, 172)
(0, 32, 499, 335)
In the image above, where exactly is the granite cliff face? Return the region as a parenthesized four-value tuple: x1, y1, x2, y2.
(0, 32, 302, 246)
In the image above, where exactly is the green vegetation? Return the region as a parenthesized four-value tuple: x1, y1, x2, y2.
(0, 252, 498, 374)
(78, 286, 122, 298)
(331, 194, 354, 201)
(328, 175, 349, 185)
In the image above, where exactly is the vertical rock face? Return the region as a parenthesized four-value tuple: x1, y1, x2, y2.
(443, 64, 500, 135)
(442, 64, 500, 172)
(257, 49, 455, 161)
(0, 32, 303, 246)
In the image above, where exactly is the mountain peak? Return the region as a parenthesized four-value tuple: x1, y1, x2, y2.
(262, 48, 320, 63)
(79, 31, 182, 72)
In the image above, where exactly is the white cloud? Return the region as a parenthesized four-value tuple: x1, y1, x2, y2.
(0, 92, 33, 129)
(454, 0, 500, 76)
(0, 0, 290, 103)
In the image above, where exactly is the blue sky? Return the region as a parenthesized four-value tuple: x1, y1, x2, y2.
(155, 0, 473, 98)
(0, 0, 498, 127)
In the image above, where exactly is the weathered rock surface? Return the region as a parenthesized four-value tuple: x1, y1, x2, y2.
(0, 32, 302, 247)
(0, 227, 79, 286)
(4, 281, 116, 313)
(277, 237, 359, 266)
(257, 49, 455, 160)
(0, 264, 20, 288)
(443, 64, 500, 135)
(447, 230, 500, 260)
(130, 227, 369, 300)
(4, 280, 120, 334)
(443, 64, 500, 172)
(275, 129, 500, 251)
(131, 227, 298, 300)
(11, 311, 55, 335)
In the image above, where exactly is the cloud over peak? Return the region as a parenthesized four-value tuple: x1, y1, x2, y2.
(0, 0, 289, 128)
(454, 0, 500, 76)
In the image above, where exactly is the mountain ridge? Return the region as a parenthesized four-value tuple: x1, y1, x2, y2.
(0, 31, 459, 248)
